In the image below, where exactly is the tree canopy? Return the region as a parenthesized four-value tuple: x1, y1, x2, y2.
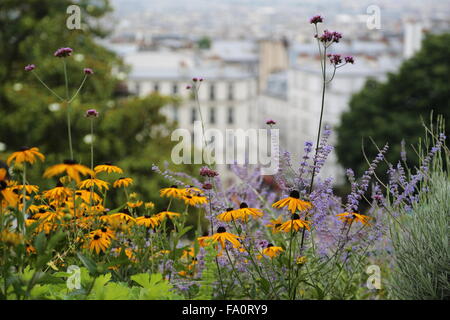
(336, 33, 450, 176)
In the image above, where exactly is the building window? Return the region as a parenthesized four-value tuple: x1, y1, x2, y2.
(209, 107, 216, 124)
(154, 83, 159, 92)
(172, 83, 178, 95)
(209, 84, 215, 101)
(228, 83, 234, 100)
(191, 107, 197, 123)
(227, 106, 234, 124)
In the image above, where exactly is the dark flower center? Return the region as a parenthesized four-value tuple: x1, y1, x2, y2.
(104, 161, 112, 165)
(291, 213, 300, 220)
(56, 181, 64, 188)
(267, 243, 273, 248)
(93, 235, 100, 240)
(226, 208, 233, 212)
(289, 190, 300, 199)
(0, 181, 7, 190)
(145, 215, 150, 218)
(240, 202, 248, 208)
(39, 208, 46, 213)
(19, 146, 30, 151)
(274, 223, 281, 228)
(170, 185, 178, 188)
(217, 226, 226, 233)
(352, 214, 357, 219)
(101, 227, 107, 232)
(63, 159, 76, 165)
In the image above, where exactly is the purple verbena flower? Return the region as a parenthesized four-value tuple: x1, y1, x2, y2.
(85, 108, 99, 118)
(24, 64, 35, 71)
(54, 47, 73, 58)
(310, 15, 323, 24)
(84, 68, 94, 75)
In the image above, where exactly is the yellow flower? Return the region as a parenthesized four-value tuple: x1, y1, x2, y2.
(296, 256, 307, 265)
(106, 212, 136, 223)
(207, 226, 242, 249)
(182, 194, 208, 206)
(43, 160, 94, 183)
(42, 182, 72, 201)
(160, 185, 186, 199)
(336, 212, 371, 225)
(217, 208, 242, 222)
(91, 227, 115, 241)
(113, 177, 133, 188)
(272, 190, 312, 213)
(0, 230, 23, 245)
(127, 200, 143, 208)
(87, 231, 110, 254)
(25, 243, 37, 255)
(135, 215, 160, 228)
(94, 162, 123, 174)
(78, 177, 109, 192)
(234, 202, 263, 221)
(74, 190, 102, 204)
(145, 202, 155, 210)
(181, 247, 195, 260)
(7, 147, 45, 166)
(11, 184, 39, 194)
(156, 210, 180, 221)
(279, 214, 311, 232)
(266, 215, 284, 233)
(0, 169, 18, 207)
(261, 244, 284, 258)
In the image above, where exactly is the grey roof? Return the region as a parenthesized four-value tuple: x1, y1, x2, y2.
(129, 66, 255, 81)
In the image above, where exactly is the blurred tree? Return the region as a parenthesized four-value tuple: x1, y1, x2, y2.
(197, 36, 211, 50)
(0, 0, 197, 208)
(336, 33, 450, 176)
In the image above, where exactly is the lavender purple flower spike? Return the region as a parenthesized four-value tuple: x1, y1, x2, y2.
(24, 64, 35, 71)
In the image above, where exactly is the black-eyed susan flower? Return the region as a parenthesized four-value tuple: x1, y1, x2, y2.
(42, 182, 72, 201)
(0, 168, 18, 207)
(43, 160, 94, 183)
(94, 162, 123, 175)
(208, 226, 242, 249)
(92, 227, 115, 241)
(7, 147, 45, 166)
(182, 194, 208, 206)
(266, 215, 284, 233)
(78, 177, 109, 192)
(217, 207, 242, 222)
(87, 231, 110, 254)
(235, 202, 263, 221)
(336, 212, 371, 225)
(279, 213, 311, 232)
(160, 185, 185, 199)
(74, 190, 102, 204)
(272, 190, 312, 213)
(197, 233, 210, 247)
(107, 212, 136, 223)
(144, 202, 155, 210)
(156, 210, 180, 221)
(181, 247, 195, 260)
(113, 177, 133, 188)
(135, 215, 160, 228)
(261, 244, 284, 258)
(11, 184, 39, 194)
(0, 230, 23, 245)
(127, 200, 143, 208)
(25, 243, 36, 255)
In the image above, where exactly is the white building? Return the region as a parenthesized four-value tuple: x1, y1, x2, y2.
(258, 40, 402, 184)
(125, 51, 259, 185)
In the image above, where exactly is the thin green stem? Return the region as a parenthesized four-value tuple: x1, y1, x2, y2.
(63, 60, 74, 160)
(31, 71, 64, 101)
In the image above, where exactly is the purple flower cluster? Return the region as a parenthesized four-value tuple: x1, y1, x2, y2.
(85, 108, 99, 118)
(84, 68, 94, 75)
(54, 47, 73, 58)
(317, 30, 342, 44)
(199, 166, 219, 177)
(309, 15, 323, 24)
(266, 119, 276, 126)
(24, 64, 35, 71)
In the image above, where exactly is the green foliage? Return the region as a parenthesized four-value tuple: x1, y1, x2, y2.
(12, 267, 181, 300)
(387, 163, 450, 299)
(194, 244, 216, 299)
(197, 36, 211, 50)
(336, 33, 450, 175)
